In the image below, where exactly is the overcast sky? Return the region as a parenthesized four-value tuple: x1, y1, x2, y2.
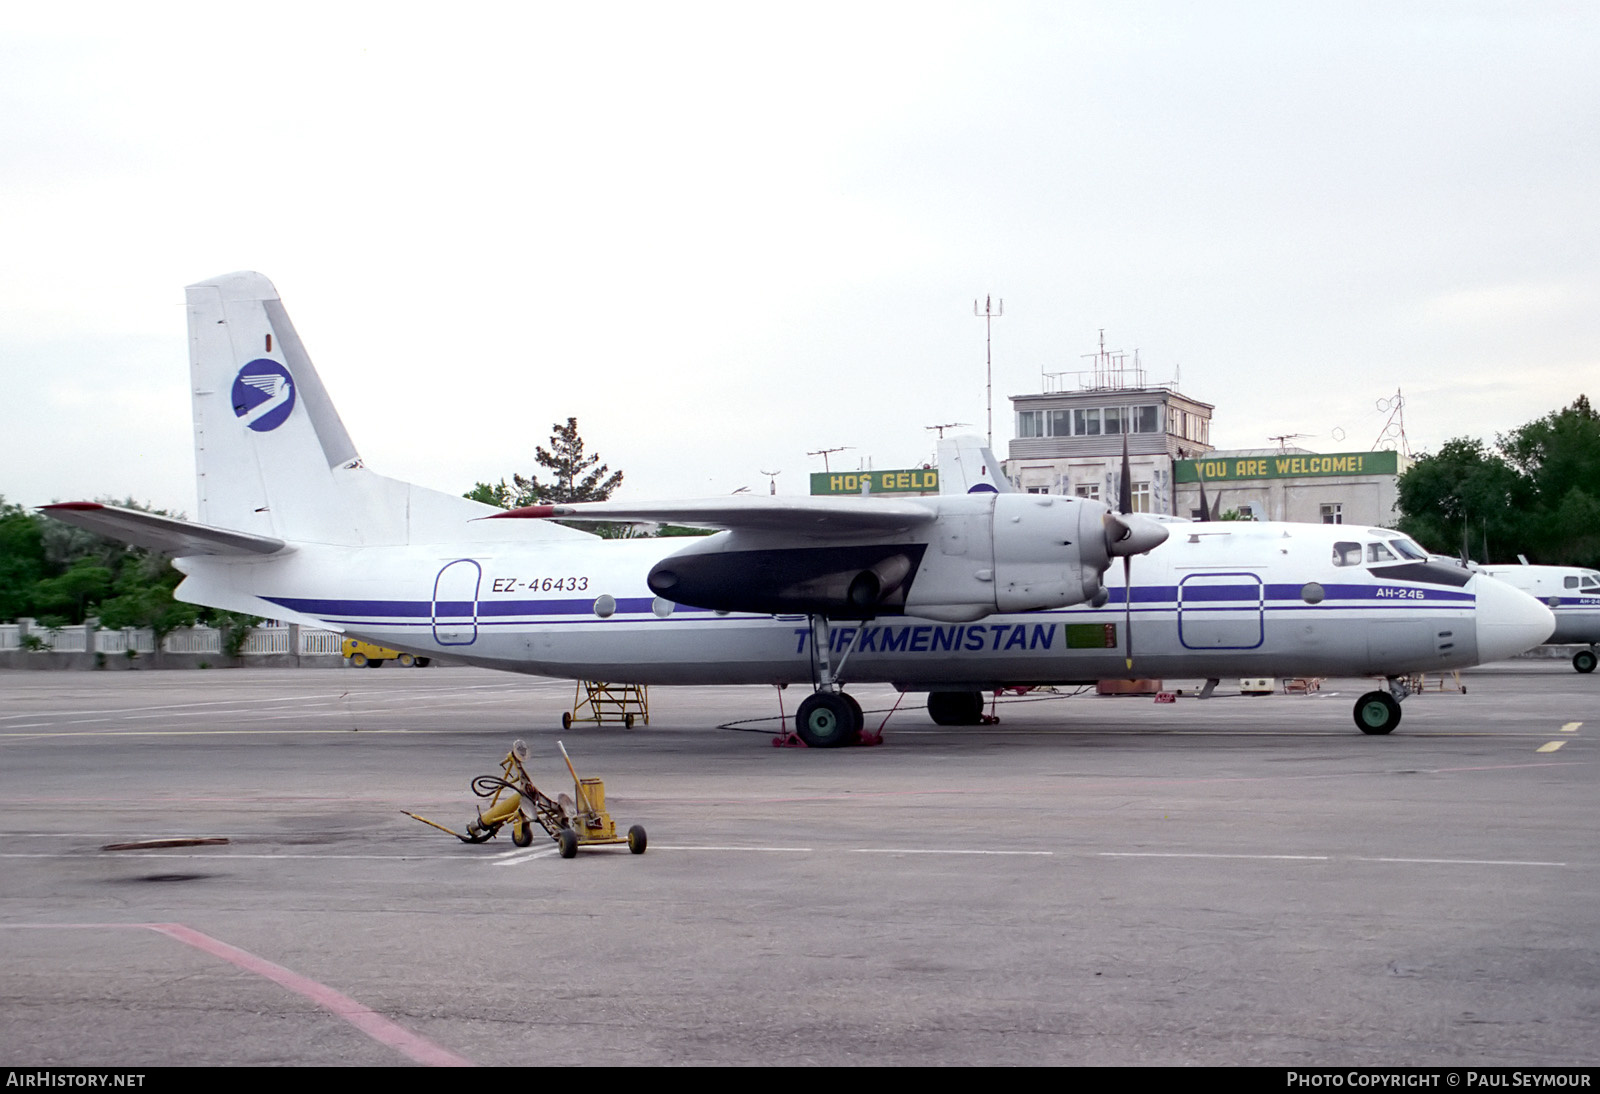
(4, 1, 1596, 513)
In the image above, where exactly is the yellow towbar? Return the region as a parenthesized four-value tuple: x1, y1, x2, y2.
(404, 739, 647, 858)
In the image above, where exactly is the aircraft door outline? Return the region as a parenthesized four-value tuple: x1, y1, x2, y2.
(433, 559, 482, 646)
(1177, 571, 1265, 650)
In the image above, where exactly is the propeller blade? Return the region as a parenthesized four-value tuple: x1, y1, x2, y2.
(1119, 430, 1132, 515)
(1123, 554, 1134, 671)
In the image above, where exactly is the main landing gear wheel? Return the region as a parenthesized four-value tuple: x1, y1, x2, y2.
(927, 690, 985, 726)
(1574, 649, 1597, 674)
(1354, 691, 1402, 735)
(795, 692, 861, 748)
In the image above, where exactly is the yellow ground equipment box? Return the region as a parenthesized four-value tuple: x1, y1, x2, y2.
(343, 638, 430, 668)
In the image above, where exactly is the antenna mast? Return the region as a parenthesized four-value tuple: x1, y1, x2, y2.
(807, 446, 853, 473)
(974, 295, 1003, 446)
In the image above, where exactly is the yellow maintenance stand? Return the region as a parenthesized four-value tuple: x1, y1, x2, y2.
(404, 740, 646, 859)
(564, 681, 648, 728)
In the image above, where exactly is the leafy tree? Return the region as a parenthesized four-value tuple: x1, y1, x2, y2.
(94, 549, 200, 640)
(1496, 396, 1600, 566)
(0, 497, 230, 633)
(1397, 396, 1600, 568)
(467, 418, 623, 509)
(0, 498, 47, 621)
(464, 479, 514, 509)
(1396, 438, 1529, 562)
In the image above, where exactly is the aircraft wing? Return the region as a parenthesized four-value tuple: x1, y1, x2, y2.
(487, 495, 939, 536)
(39, 503, 288, 556)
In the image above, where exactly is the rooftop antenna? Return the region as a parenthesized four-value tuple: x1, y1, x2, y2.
(925, 422, 971, 439)
(807, 446, 853, 472)
(759, 469, 781, 495)
(1268, 433, 1309, 452)
(974, 295, 1003, 446)
(1372, 390, 1412, 456)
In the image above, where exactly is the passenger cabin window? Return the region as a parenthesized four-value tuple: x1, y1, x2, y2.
(1333, 542, 1362, 566)
(1367, 542, 1398, 563)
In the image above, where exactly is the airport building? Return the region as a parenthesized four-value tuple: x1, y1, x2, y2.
(1002, 337, 1407, 524)
(1172, 448, 1409, 526)
(1002, 344, 1216, 513)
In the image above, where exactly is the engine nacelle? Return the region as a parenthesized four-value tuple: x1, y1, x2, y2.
(990, 494, 1113, 612)
(645, 493, 1166, 622)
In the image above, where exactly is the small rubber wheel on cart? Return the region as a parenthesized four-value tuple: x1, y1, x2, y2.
(397, 653, 415, 667)
(511, 819, 533, 847)
(624, 713, 635, 728)
(349, 652, 368, 668)
(627, 825, 647, 854)
(558, 828, 579, 858)
(561, 711, 572, 729)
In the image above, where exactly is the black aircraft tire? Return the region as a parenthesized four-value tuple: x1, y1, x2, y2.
(1574, 649, 1597, 674)
(927, 690, 985, 726)
(796, 693, 857, 748)
(839, 692, 864, 740)
(1354, 691, 1402, 735)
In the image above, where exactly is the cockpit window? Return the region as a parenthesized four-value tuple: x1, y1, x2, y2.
(1389, 538, 1428, 560)
(1367, 542, 1397, 563)
(1582, 575, 1600, 590)
(1333, 542, 1362, 566)
(1566, 576, 1580, 589)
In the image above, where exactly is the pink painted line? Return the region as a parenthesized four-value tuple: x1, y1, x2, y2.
(142, 923, 473, 1067)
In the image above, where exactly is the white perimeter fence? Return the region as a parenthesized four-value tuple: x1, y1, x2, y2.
(0, 621, 342, 657)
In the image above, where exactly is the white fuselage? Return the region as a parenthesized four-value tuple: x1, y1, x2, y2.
(174, 521, 1553, 688)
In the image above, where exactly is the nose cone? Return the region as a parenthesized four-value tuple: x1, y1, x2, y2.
(1105, 512, 1169, 557)
(1473, 573, 1556, 663)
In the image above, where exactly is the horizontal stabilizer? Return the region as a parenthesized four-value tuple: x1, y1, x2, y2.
(40, 503, 288, 556)
(487, 495, 939, 536)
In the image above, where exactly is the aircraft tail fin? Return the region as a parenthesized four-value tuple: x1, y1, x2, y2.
(937, 435, 1013, 495)
(185, 272, 585, 546)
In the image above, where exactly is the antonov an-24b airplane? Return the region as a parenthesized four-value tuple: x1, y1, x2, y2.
(42, 272, 1555, 745)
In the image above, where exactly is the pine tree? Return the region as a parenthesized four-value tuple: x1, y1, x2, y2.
(466, 418, 623, 508)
